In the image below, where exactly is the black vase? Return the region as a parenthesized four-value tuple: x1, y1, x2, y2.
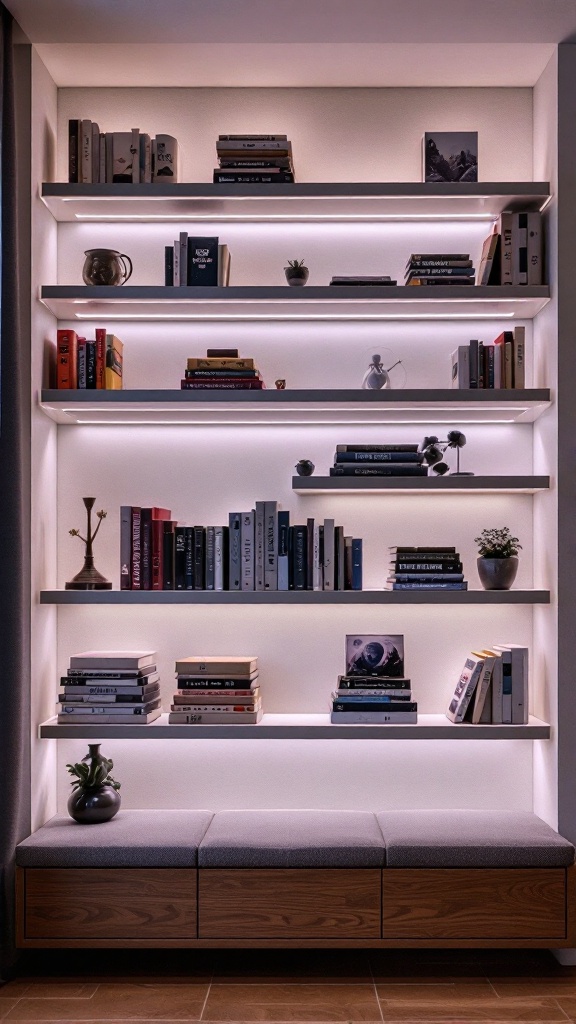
(285, 266, 309, 286)
(67, 784, 121, 824)
(477, 556, 519, 591)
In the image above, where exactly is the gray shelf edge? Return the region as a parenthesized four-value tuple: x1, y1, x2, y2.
(39, 388, 552, 405)
(40, 285, 552, 301)
(41, 181, 551, 199)
(39, 590, 551, 604)
(292, 476, 550, 492)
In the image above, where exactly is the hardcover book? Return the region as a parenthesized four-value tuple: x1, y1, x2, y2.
(187, 237, 219, 286)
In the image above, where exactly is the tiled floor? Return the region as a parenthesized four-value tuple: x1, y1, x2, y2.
(2, 949, 576, 1022)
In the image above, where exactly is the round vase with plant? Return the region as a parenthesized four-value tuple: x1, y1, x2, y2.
(284, 260, 309, 286)
(66, 743, 121, 824)
(474, 527, 522, 590)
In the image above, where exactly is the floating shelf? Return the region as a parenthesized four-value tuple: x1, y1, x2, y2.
(38, 712, 551, 740)
(40, 590, 550, 605)
(293, 475, 550, 494)
(39, 389, 552, 426)
(40, 182, 551, 222)
(39, 285, 551, 321)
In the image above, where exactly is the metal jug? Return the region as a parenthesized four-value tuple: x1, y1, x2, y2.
(82, 248, 133, 286)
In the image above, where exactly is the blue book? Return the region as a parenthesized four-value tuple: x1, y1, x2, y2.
(351, 538, 363, 590)
(277, 510, 290, 591)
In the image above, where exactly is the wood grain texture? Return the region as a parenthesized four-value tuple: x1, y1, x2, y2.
(383, 868, 567, 939)
(24, 868, 197, 939)
(198, 868, 381, 938)
(567, 864, 576, 946)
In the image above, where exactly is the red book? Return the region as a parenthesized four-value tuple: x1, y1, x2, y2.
(141, 507, 172, 590)
(95, 328, 106, 389)
(152, 519, 165, 591)
(131, 507, 141, 590)
(180, 379, 264, 390)
(57, 329, 78, 389)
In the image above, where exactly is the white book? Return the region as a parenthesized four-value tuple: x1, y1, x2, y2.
(494, 644, 529, 724)
(98, 133, 106, 184)
(112, 132, 135, 183)
(80, 118, 92, 183)
(214, 525, 225, 591)
(69, 651, 156, 669)
(446, 654, 484, 723)
(451, 346, 470, 388)
(168, 710, 263, 724)
(218, 244, 231, 286)
(330, 711, 417, 724)
(131, 128, 140, 183)
(470, 651, 496, 724)
(313, 524, 323, 590)
(59, 708, 162, 725)
(264, 501, 278, 591)
(527, 211, 542, 285)
(254, 501, 266, 591)
(241, 510, 255, 591)
(513, 325, 525, 389)
(139, 133, 152, 183)
(512, 212, 528, 285)
(323, 518, 335, 591)
(493, 342, 502, 389)
(498, 211, 514, 285)
(492, 646, 513, 722)
(173, 240, 180, 286)
(491, 654, 503, 723)
(153, 133, 178, 182)
(105, 132, 114, 183)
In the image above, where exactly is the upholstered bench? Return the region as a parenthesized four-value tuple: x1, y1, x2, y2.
(15, 807, 575, 949)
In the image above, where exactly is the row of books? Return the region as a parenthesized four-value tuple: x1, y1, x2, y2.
(56, 329, 123, 390)
(57, 651, 161, 724)
(214, 134, 295, 184)
(385, 546, 468, 591)
(164, 235, 231, 287)
(330, 443, 426, 478)
(478, 212, 543, 286)
(120, 505, 363, 592)
(68, 121, 178, 184)
(451, 328, 525, 389)
(447, 644, 528, 724)
(405, 253, 475, 287)
(168, 656, 262, 724)
(181, 352, 265, 391)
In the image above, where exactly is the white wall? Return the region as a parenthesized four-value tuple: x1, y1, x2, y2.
(45, 85, 542, 814)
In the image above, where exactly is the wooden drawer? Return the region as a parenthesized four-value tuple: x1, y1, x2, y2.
(383, 868, 567, 939)
(199, 868, 381, 938)
(22, 868, 197, 940)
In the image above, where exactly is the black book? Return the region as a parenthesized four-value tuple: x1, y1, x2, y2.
(329, 278, 397, 287)
(333, 700, 418, 713)
(140, 508, 153, 590)
(162, 522, 175, 590)
(306, 518, 315, 591)
(205, 526, 216, 590)
(228, 512, 242, 591)
(330, 276, 392, 284)
(174, 526, 187, 590)
(335, 526, 345, 591)
(335, 451, 423, 463)
(60, 687, 160, 704)
(207, 348, 239, 357)
(292, 525, 307, 590)
(389, 573, 465, 582)
(187, 237, 219, 287)
(193, 526, 205, 589)
(65, 667, 157, 681)
(330, 465, 427, 476)
(184, 526, 194, 590)
(164, 245, 174, 286)
(185, 368, 259, 379)
(61, 682, 160, 698)
(389, 546, 457, 553)
(337, 444, 419, 453)
(68, 119, 80, 183)
(219, 158, 293, 169)
(86, 341, 97, 388)
(218, 134, 288, 141)
(391, 561, 463, 573)
(406, 253, 470, 266)
(176, 678, 258, 689)
(338, 676, 412, 689)
(214, 172, 294, 184)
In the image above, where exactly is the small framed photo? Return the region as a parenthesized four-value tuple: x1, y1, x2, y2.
(345, 634, 404, 677)
(423, 132, 478, 183)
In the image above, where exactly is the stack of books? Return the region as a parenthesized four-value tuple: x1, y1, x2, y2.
(386, 546, 467, 591)
(57, 651, 161, 725)
(477, 213, 543, 286)
(168, 656, 262, 724)
(331, 634, 417, 725)
(214, 134, 295, 184)
(329, 275, 397, 287)
(68, 121, 178, 183)
(165, 235, 231, 287)
(181, 350, 265, 391)
(404, 253, 475, 287)
(447, 644, 528, 724)
(56, 329, 123, 390)
(120, 502, 363, 592)
(451, 328, 525, 389)
(330, 443, 427, 479)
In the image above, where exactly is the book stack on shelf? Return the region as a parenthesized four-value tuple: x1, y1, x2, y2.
(329, 275, 398, 287)
(478, 212, 542, 286)
(404, 253, 475, 287)
(386, 546, 467, 591)
(331, 634, 417, 725)
(169, 656, 262, 724)
(56, 329, 123, 390)
(120, 502, 363, 592)
(451, 328, 525, 389)
(447, 644, 528, 725)
(165, 235, 231, 287)
(58, 651, 162, 725)
(330, 443, 427, 478)
(181, 350, 265, 391)
(214, 134, 295, 184)
(68, 121, 178, 183)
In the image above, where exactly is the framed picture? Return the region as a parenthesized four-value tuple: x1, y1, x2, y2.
(423, 132, 478, 183)
(345, 634, 404, 677)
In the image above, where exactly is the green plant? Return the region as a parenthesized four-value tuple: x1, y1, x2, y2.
(285, 259, 307, 269)
(66, 754, 121, 792)
(475, 527, 522, 558)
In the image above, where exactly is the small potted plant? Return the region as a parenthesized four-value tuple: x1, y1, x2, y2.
(66, 743, 121, 824)
(284, 259, 309, 286)
(474, 527, 522, 590)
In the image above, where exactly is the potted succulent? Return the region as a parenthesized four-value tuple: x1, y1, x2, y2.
(284, 259, 309, 286)
(474, 527, 522, 590)
(66, 743, 121, 824)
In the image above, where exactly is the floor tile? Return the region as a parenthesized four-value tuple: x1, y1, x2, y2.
(4, 982, 210, 1021)
(551, 997, 576, 1020)
(212, 950, 372, 984)
(202, 982, 382, 1022)
(8, 983, 98, 999)
(0, 1002, 21, 1022)
(490, 977, 576, 998)
(377, 986, 569, 1022)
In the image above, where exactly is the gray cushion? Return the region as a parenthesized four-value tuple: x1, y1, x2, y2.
(377, 809, 575, 868)
(198, 809, 386, 867)
(16, 810, 214, 867)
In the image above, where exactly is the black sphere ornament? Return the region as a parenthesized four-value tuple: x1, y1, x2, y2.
(419, 427, 473, 477)
(295, 459, 315, 477)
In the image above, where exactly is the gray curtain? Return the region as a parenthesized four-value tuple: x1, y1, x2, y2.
(0, 4, 31, 977)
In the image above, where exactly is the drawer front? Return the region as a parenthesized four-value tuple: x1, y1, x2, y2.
(24, 868, 197, 939)
(199, 868, 381, 938)
(383, 868, 567, 939)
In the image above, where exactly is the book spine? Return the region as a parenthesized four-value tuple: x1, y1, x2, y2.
(391, 582, 467, 590)
(527, 211, 542, 285)
(486, 345, 495, 389)
(80, 119, 92, 183)
(187, 236, 219, 286)
(451, 346, 470, 389)
(228, 512, 242, 590)
(511, 649, 529, 725)
(153, 134, 178, 183)
(468, 339, 479, 388)
(105, 132, 113, 183)
(214, 172, 294, 183)
(174, 527, 186, 590)
(86, 340, 97, 388)
(336, 444, 419, 453)
(477, 341, 484, 389)
(68, 119, 80, 182)
(499, 212, 514, 285)
(131, 128, 140, 183)
(187, 357, 255, 369)
(241, 511, 255, 591)
(514, 325, 525, 388)
(57, 330, 78, 389)
(501, 653, 513, 723)
(77, 338, 87, 389)
(330, 465, 427, 476)
(162, 523, 175, 590)
(91, 123, 100, 183)
(164, 246, 174, 286)
(151, 520, 164, 591)
(306, 518, 315, 591)
(491, 658, 503, 723)
(214, 526, 227, 591)
(140, 509, 152, 590)
(204, 526, 215, 590)
(131, 508, 141, 590)
(254, 501, 266, 591)
(512, 212, 528, 285)
(351, 538, 363, 590)
(173, 240, 180, 286)
(330, 711, 418, 724)
(313, 524, 323, 591)
(95, 328, 106, 389)
(334, 525, 344, 591)
(292, 526, 307, 590)
(179, 231, 188, 289)
(335, 451, 423, 463)
(193, 526, 204, 589)
(120, 505, 132, 590)
(323, 519, 335, 591)
(184, 527, 195, 590)
(264, 501, 278, 591)
(180, 381, 264, 390)
(333, 700, 418, 713)
(505, 339, 514, 388)
(277, 510, 290, 591)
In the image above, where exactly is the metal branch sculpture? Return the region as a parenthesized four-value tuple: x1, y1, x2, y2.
(65, 497, 112, 590)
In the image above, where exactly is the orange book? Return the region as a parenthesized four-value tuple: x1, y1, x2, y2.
(95, 328, 106, 389)
(57, 329, 78, 389)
